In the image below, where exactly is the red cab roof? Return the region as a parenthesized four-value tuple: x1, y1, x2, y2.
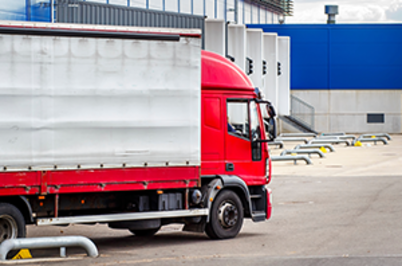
(201, 50, 254, 92)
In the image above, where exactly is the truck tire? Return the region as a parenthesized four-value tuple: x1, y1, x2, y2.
(205, 190, 244, 240)
(0, 203, 26, 258)
(129, 227, 161, 237)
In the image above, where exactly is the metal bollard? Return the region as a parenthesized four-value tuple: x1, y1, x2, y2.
(276, 137, 309, 144)
(279, 133, 317, 138)
(271, 155, 312, 165)
(294, 144, 336, 152)
(353, 137, 388, 145)
(0, 236, 99, 261)
(280, 149, 325, 158)
(308, 139, 350, 146)
(321, 132, 345, 136)
(267, 140, 284, 149)
(316, 135, 356, 141)
(358, 133, 391, 141)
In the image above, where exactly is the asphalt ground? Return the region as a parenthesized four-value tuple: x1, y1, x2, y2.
(5, 134, 402, 265)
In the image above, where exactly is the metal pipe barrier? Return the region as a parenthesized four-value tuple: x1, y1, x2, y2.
(0, 236, 99, 261)
(276, 137, 309, 144)
(271, 155, 312, 165)
(321, 132, 345, 136)
(308, 139, 351, 146)
(358, 133, 391, 141)
(339, 135, 357, 141)
(267, 140, 284, 149)
(315, 135, 356, 141)
(314, 136, 340, 140)
(353, 137, 388, 145)
(280, 149, 325, 158)
(294, 144, 336, 152)
(279, 133, 317, 138)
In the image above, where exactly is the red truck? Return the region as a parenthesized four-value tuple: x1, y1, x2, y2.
(0, 21, 272, 244)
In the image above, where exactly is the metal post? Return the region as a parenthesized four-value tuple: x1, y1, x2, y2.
(242, 0, 245, 24)
(191, 0, 193, 15)
(146, 0, 149, 9)
(178, 0, 180, 13)
(60, 247, 66, 258)
(224, 0, 227, 21)
(250, 3, 253, 23)
(203, 0, 206, 16)
(25, 0, 31, 21)
(214, 0, 217, 18)
(234, 0, 238, 24)
(51, 0, 54, 23)
(163, 0, 166, 11)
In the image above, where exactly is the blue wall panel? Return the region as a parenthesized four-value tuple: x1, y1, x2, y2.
(248, 24, 402, 90)
(0, 0, 51, 22)
(0, 0, 27, 20)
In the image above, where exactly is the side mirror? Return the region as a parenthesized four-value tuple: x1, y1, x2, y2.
(266, 104, 276, 118)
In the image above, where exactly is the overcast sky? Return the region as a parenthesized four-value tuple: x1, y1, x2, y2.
(286, 0, 402, 23)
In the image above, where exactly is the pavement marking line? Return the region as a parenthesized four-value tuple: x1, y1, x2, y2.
(1, 257, 82, 265)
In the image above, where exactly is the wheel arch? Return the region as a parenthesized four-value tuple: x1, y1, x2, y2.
(0, 196, 34, 224)
(217, 175, 252, 218)
(202, 175, 252, 218)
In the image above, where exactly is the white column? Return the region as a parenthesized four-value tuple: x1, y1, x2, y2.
(246, 28, 263, 89)
(227, 24, 246, 71)
(204, 19, 225, 56)
(262, 33, 278, 107)
(278, 36, 290, 116)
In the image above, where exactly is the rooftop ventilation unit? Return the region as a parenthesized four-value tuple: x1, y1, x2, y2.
(325, 5, 338, 24)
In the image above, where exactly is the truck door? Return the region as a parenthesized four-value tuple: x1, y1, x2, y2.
(225, 98, 266, 184)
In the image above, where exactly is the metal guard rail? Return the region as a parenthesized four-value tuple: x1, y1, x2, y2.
(271, 155, 312, 165)
(0, 236, 99, 261)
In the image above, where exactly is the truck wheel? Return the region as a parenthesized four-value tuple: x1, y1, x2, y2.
(205, 190, 244, 240)
(129, 227, 161, 237)
(0, 203, 26, 258)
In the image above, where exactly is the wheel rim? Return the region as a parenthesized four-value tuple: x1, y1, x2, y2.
(218, 201, 239, 229)
(0, 215, 18, 242)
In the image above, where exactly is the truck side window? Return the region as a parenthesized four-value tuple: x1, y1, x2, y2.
(227, 100, 250, 140)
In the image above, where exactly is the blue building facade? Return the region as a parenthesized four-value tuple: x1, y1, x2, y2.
(248, 23, 402, 133)
(247, 24, 402, 90)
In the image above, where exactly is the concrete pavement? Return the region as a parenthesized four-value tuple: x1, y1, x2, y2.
(11, 134, 402, 265)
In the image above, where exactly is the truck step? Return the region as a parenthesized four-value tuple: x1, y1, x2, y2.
(251, 211, 266, 222)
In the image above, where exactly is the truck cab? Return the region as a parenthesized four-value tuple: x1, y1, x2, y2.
(198, 51, 272, 239)
(201, 50, 271, 184)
